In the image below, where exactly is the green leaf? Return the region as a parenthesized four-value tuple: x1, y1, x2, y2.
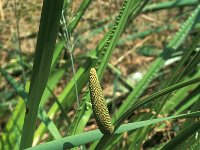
(143, 0, 198, 12)
(115, 2, 200, 123)
(20, 1, 64, 149)
(95, 77, 200, 149)
(26, 111, 200, 150)
(161, 120, 200, 150)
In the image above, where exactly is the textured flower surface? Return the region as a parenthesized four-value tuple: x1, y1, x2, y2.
(89, 68, 114, 134)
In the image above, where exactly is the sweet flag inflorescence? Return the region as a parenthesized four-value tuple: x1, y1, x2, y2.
(89, 68, 114, 134)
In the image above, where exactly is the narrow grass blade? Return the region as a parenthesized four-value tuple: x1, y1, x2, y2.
(38, 107, 61, 139)
(0, 99, 25, 150)
(0, 68, 64, 149)
(20, 1, 64, 149)
(33, 62, 92, 145)
(0, 67, 27, 99)
(114, 3, 200, 121)
(161, 120, 200, 150)
(26, 111, 200, 150)
(95, 77, 200, 149)
(162, 70, 200, 114)
(143, 0, 198, 12)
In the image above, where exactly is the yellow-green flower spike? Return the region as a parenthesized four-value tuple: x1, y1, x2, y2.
(89, 68, 114, 134)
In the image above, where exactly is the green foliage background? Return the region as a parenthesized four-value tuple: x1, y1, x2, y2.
(0, 0, 200, 149)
